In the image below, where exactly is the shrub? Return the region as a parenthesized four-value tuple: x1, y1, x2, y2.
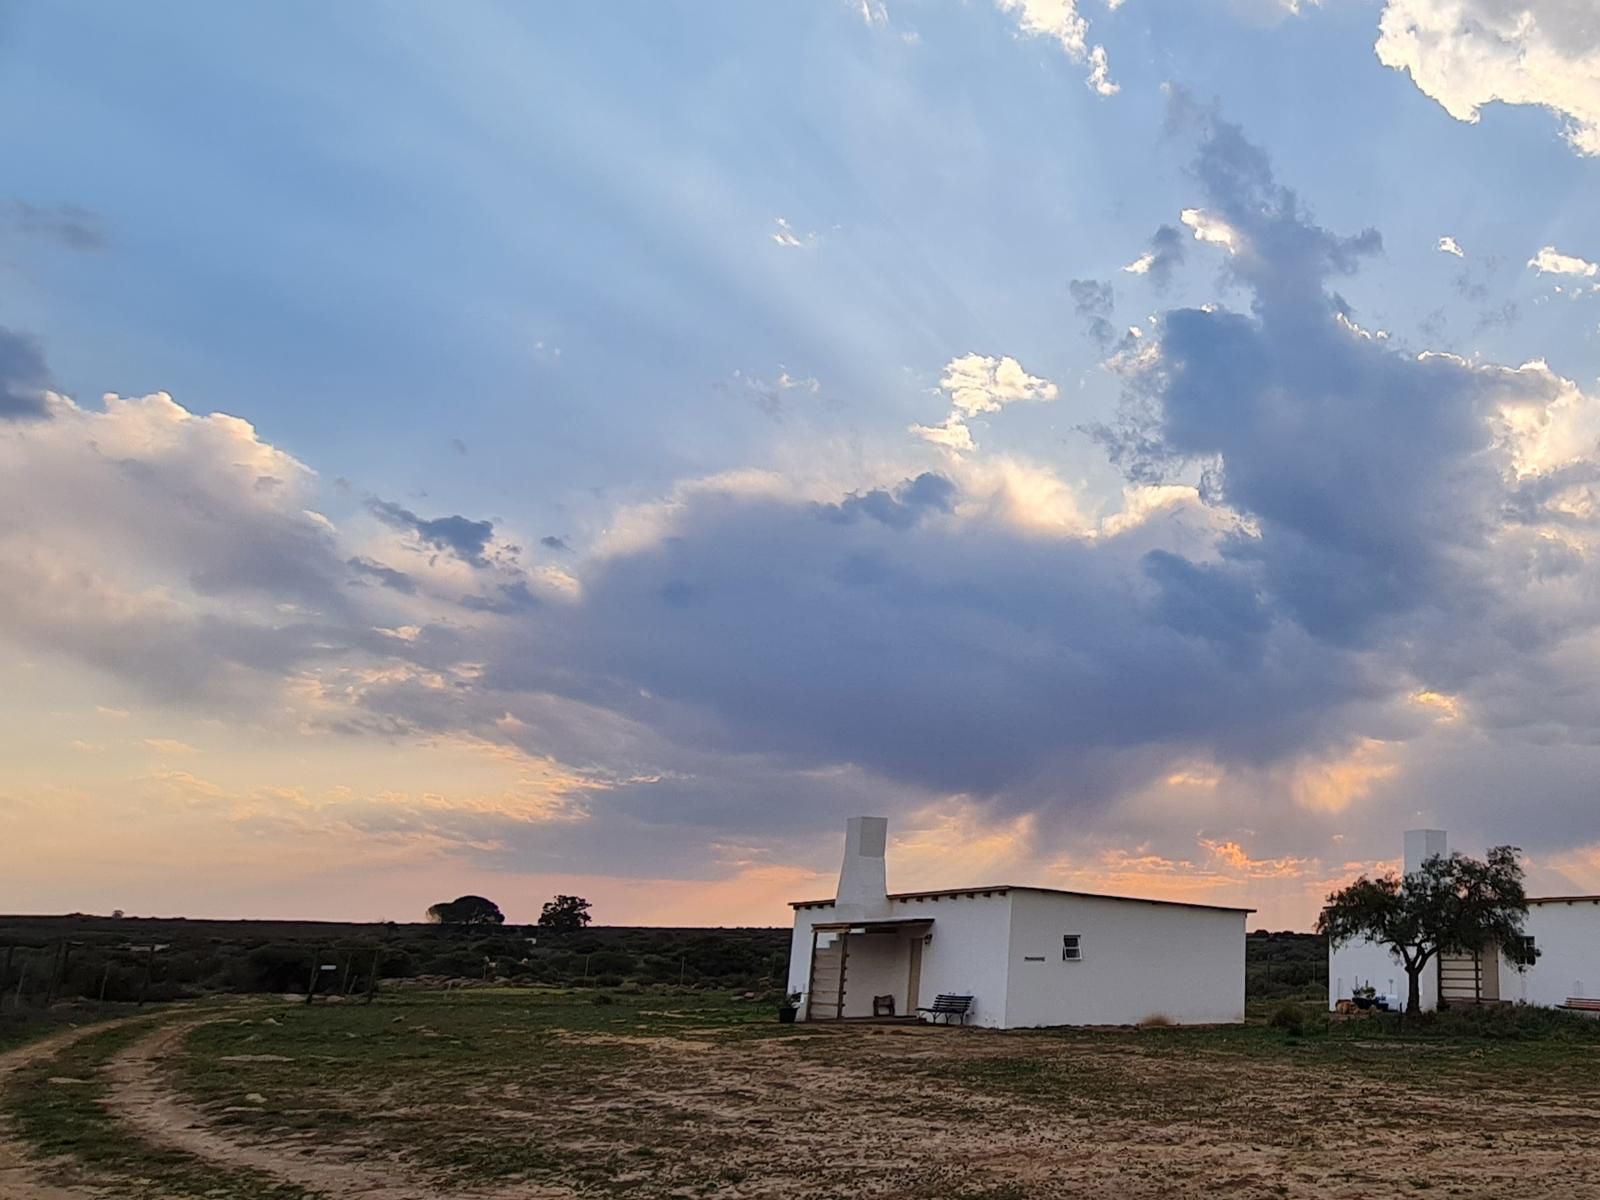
(1269, 1002, 1307, 1034)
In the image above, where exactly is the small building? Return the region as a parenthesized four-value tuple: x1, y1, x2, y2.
(1328, 829, 1600, 1011)
(787, 817, 1251, 1029)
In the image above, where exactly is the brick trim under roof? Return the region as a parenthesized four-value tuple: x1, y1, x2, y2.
(789, 884, 1254, 914)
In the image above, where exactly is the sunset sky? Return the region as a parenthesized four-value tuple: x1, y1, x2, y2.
(4, 0, 1600, 930)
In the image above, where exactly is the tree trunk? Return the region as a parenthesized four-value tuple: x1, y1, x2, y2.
(1406, 965, 1422, 1015)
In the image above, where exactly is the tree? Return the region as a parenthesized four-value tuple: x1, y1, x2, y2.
(538, 894, 592, 932)
(1317, 846, 1532, 1015)
(425, 895, 505, 928)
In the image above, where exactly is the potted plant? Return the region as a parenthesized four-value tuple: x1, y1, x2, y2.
(777, 991, 802, 1024)
(1352, 984, 1377, 1010)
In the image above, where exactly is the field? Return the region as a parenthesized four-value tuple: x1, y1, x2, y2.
(4, 989, 1600, 1200)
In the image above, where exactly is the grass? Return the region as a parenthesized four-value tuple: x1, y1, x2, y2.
(9, 988, 1600, 1198)
(5, 1018, 312, 1199)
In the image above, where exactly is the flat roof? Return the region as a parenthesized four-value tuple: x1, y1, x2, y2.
(790, 884, 1254, 915)
(1528, 895, 1600, 905)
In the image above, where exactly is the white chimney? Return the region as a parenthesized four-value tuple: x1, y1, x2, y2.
(1404, 829, 1448, 876)
(834, 816, 890, 920)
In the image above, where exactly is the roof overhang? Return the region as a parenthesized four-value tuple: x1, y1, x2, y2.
(809, 918, 935, 933)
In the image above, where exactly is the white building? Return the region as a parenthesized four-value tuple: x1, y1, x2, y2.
(787, 816, 1251, 1029)
(1329, 829, 1600, 1011)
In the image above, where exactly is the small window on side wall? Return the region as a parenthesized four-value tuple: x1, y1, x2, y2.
(1063, 934, 1082, 962)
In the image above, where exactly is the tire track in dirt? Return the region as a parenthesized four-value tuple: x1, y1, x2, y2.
(0, 1018, 137, 1200)
(102, 1019, 556, 1200)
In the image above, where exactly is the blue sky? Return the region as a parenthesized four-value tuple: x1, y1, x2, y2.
(3, 0, 1599, 926)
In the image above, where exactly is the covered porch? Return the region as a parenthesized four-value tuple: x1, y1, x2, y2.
(803, 917, 933, 1021)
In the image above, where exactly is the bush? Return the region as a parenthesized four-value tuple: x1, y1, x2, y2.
(1269, 1002, 1307, 1034)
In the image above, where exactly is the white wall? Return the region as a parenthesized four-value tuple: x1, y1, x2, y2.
(890, 893, 1012, 1028)
(838, 931, 909, 1018)
(1500, 900, 1600, 1008)
(787, 894, 1013, 1026)
(787, 904, 833, 1006)
(1003, 891, 1246, 1027)
(1328, 938, 1425, 1010)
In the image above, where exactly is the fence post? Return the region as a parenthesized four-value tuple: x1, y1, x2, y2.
(365, 947, 381, 1004)
(0, 945, 12, 1010)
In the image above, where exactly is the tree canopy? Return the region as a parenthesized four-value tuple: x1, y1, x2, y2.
(425, 895, 506, 927)
(537, 894, 592, 932)
(1317, 846, 1532, 1014)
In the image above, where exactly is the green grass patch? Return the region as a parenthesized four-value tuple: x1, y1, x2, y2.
(6, 1019, 311, 1199)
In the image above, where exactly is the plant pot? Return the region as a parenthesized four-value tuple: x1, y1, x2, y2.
(777, 1005, 798, 1024)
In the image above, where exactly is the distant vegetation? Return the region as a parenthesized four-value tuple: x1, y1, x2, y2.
(424, 895, 506, 927)
(0, 915, 1323, 1015)
(1245, 930, 1326, 1002)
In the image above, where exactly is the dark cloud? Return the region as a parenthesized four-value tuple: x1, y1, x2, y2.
(368, 498, 496, 566)
(540, 535, 571, 552)
(3, 200, 107, 252)
(347, 555, 418, 594)
(0, 325, 52, 420)
(1136, 223, 1187, 288)
(1069, 278, 1116, 347)
(816, 472, 956, 529)
(449, 437, 468, 455)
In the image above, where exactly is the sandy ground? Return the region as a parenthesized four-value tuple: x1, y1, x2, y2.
(5, 1014, 1600, 1198)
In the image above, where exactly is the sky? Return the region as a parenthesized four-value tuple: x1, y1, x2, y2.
(3, 0, 1600, 930)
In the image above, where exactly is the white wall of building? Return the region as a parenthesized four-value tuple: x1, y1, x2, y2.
(888, 893, 1012, 1027)
(1328, 939, 1422, 1010)
(1003, 890, 1246, 1027)
(1500, 899, 1600, 1008)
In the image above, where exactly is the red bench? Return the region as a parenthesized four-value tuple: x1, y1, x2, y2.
(1561, 997, 1600, 1013)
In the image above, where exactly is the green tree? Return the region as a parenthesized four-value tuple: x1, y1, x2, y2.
(425, 895, 505, 928)
(537, 894, 592, 932)
(1317, 846, 1532, 1015)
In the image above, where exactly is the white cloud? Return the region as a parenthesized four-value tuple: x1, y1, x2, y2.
(1123, 251, 1156, 275)
(1180, 208, 1242, 254)
(1438, 235, 1465, 257)
(1375, 0, 1600, 156)
(854, 0, 889, 26)
(993, 0, 1117, 98)
(909, 414, 978, 453)
(770, 217, 817, 249)
(940, 352, 1059, 416)
(1529, 245, 1599, 277)
(1086, 45, 1119, 96)
(910, 354, 1058, 455)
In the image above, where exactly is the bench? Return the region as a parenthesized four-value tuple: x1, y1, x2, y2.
(917, 994, 974, 1025)
(1561, 997, 1600, 1014)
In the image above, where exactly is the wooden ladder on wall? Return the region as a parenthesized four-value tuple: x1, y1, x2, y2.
(806, 930, 849, 1020)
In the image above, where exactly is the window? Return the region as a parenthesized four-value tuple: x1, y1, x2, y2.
(1062, 934, 1082, 962)
(1507, 935, 1538, 967)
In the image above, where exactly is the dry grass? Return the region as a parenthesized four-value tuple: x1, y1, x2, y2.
(8, 991, 1600, 1199)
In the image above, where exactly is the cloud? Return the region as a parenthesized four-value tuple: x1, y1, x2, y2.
(770, 217, 817, 249)
(1375, 0, 1600, 156)
(1180, 208, 1243, 254)
(1123, 224, 1187, 287)
(993, 0, 1117, 96)
(347, 555, 418, 594)
(941, 352, 1059, 416)
(540, 535, 571, 552)
(368, 499, 498, 567)
(1528, 245, 1598, 277)
(10, 105, 1600, 919)
(0, 324, 53, 420)
(1438, 235, 1464, 258)
(911, 353, 1059, 454)
(1069, 278, 1117, 346)
(2, 200, 107, 252)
